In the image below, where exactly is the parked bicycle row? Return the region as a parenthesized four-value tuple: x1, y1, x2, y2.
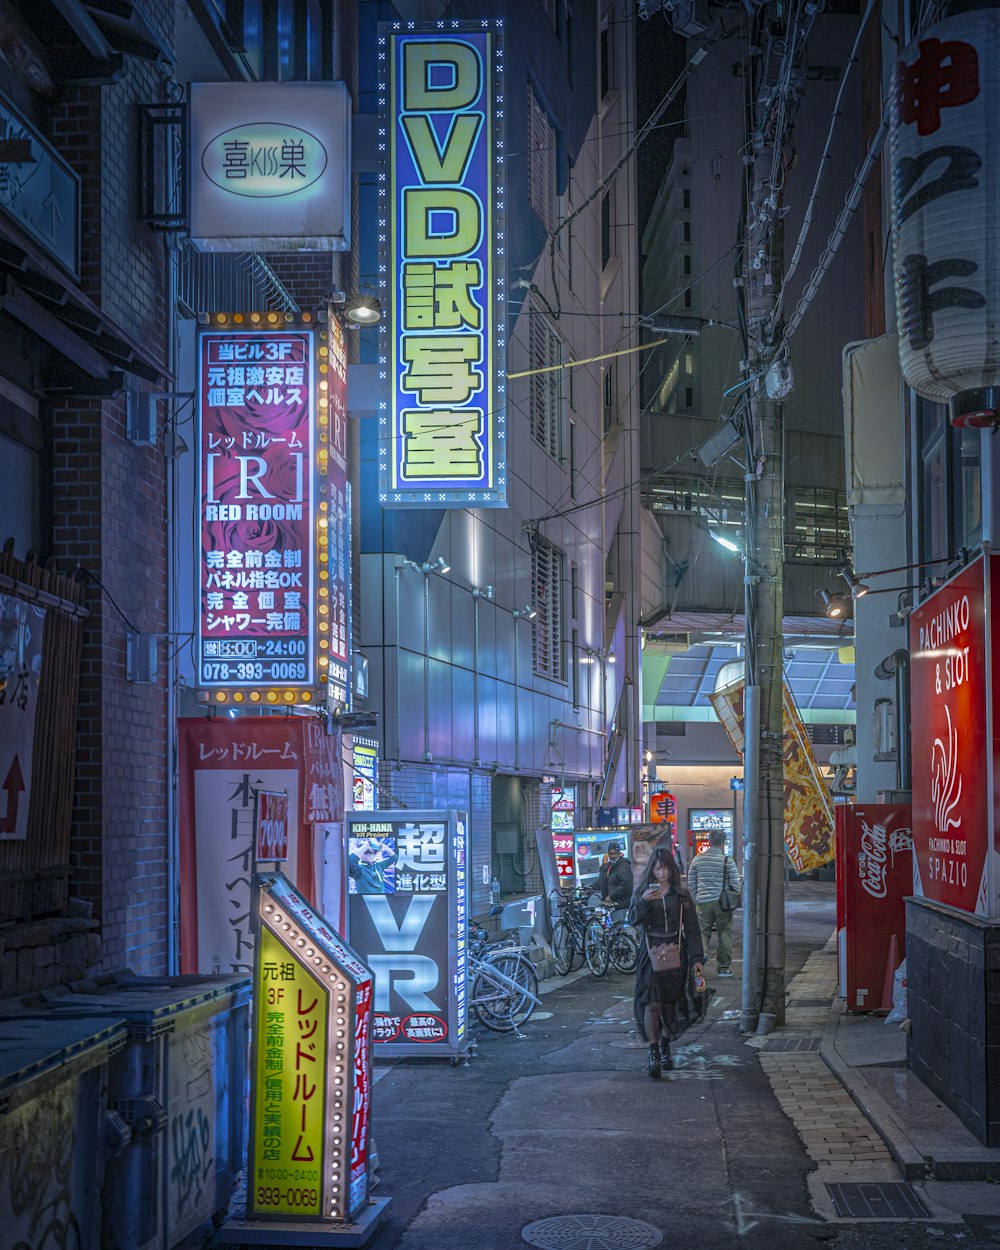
(550, 886, 639, 976)
(463, 888, 641, 1038)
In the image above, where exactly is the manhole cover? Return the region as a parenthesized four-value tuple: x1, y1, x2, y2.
(826, 1182, 930, 1220)
(762, 1037, 822, 1052)
(522, 1214, 662, 1249)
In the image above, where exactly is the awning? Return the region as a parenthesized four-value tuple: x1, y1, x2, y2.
(0, 224, 167, 389)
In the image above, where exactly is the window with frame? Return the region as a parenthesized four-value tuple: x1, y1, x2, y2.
(0, 421, 44, 562)
(917, 394, 981, 565)
(527, 82, 558, 234)
(532, 535, 566, 680)
(529, 304, 563, 458)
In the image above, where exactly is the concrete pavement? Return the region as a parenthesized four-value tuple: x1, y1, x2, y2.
(182, 880, 1000, 1249)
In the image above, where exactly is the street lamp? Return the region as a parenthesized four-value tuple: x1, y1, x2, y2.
(709, 527, 741, 554)
(342, 295, 382, 325)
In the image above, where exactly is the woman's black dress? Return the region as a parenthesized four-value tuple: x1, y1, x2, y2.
(630, 885, 706, 1042)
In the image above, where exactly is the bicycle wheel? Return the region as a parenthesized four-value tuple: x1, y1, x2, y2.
(551, 920, 576, 975)
(608, 925, 639, 973)
(473, 953, 538, 1032)
(584, 918, 610, 976)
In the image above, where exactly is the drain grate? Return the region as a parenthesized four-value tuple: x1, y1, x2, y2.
(522, 1214, 662, 1249)
(761, 1037, 822, 1052)
(826, 1182, 930, 1220)
(790, 997, 832, 1006)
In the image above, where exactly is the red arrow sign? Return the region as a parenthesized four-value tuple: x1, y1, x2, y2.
(0, 755, 25, 835)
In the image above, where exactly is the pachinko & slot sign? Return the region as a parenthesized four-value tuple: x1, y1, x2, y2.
(347, 809, 470, 1060)
(196, 314, 336, 706)
(379, 21, 507, 508)
(249, 873, 377, 1226)
(909, 554, 994, 915)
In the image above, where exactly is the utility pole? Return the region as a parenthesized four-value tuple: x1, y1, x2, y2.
(740, 8, 803, 1032)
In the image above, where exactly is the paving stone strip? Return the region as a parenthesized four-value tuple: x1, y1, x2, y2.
(753, 937, 895, 1171)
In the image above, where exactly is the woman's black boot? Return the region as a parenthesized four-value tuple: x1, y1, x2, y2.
(647, 1044, 662, 1079)
(660, 1040, 674, 1071)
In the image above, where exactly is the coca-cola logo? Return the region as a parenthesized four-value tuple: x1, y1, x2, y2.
(858, 820, 914, 899)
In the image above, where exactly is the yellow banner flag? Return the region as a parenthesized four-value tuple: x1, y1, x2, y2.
(710, 676, 835, 872)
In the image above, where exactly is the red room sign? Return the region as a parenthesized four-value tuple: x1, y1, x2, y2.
(909, 554, 993, 914)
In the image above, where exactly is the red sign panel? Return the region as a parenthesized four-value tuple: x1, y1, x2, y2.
(197, 328, 315, 689)
(327, 315, 351, 710)
(350, 978, 372, 1214)
(649, 791, 676, 824)
(256, 789, 289, 862)
(910, 555, 990, 914)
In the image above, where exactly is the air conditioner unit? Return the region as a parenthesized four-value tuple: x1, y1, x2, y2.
(872, 697, 897, 761)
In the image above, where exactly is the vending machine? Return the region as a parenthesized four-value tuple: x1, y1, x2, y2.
(685, 808, 734, 864)
(835, 803, 913, 1012)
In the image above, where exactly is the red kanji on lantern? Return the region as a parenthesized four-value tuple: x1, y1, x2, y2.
(897, 38, 979, 136)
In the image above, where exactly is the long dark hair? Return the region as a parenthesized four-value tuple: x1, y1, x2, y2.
(634, 844, 684, 897)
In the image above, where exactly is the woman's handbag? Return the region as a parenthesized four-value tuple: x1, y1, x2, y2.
(646, 895, 682, 971)
(719, 857, 742, 911)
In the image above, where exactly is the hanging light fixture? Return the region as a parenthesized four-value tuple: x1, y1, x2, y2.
(338, 294, 382, 325)
(819, 589, 851, 619)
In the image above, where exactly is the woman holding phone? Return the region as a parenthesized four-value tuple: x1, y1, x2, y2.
(629, 844, 704, 1078)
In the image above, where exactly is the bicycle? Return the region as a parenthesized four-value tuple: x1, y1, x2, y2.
(549, 888, 589, 975)
(550, 888, 612, 977)
(468, 920, 540, 1035)
(591, 902, 639, 973)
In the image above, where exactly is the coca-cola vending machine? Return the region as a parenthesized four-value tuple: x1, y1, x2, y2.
(836, 803, 913, 1012)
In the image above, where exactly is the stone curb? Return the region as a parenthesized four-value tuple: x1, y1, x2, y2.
(819, 998, 1000, 1182)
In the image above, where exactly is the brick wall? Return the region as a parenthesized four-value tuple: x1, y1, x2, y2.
(50, 394, 169, 975)
(44, 15, 174, 977)
(906, 897, 1000, 1147)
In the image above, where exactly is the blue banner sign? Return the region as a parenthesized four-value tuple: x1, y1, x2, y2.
(379, 22, 507, 508)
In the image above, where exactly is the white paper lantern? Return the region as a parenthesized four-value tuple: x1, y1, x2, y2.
(890, 9, 1000, 410)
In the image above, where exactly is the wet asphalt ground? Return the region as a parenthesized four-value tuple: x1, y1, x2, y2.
(191, 881, 1000, 1249)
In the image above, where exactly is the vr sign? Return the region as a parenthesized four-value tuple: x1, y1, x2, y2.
(347, 809, 470, 1059)
(380, 22, 507, 508)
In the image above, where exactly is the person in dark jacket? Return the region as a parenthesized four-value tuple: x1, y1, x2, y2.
(629, 844, 704, 1078)
(599, 841, 633, 912)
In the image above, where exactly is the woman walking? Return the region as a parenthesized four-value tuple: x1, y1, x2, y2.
(629, 844, 705, 1078)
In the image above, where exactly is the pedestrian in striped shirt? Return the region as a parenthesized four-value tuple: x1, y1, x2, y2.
(686, 829, 741, 978)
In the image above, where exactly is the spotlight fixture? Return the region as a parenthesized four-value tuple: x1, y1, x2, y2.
(839, 567, 870, 598)
(819, 589, 851, 619)
(342, 294, 382, 325)
(472, 585, 495, 600)
(841, 551, 967, 588)
(420, 555, 450, 575)
(709, 527, 741, 554)
(513, 604, 537, 621)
